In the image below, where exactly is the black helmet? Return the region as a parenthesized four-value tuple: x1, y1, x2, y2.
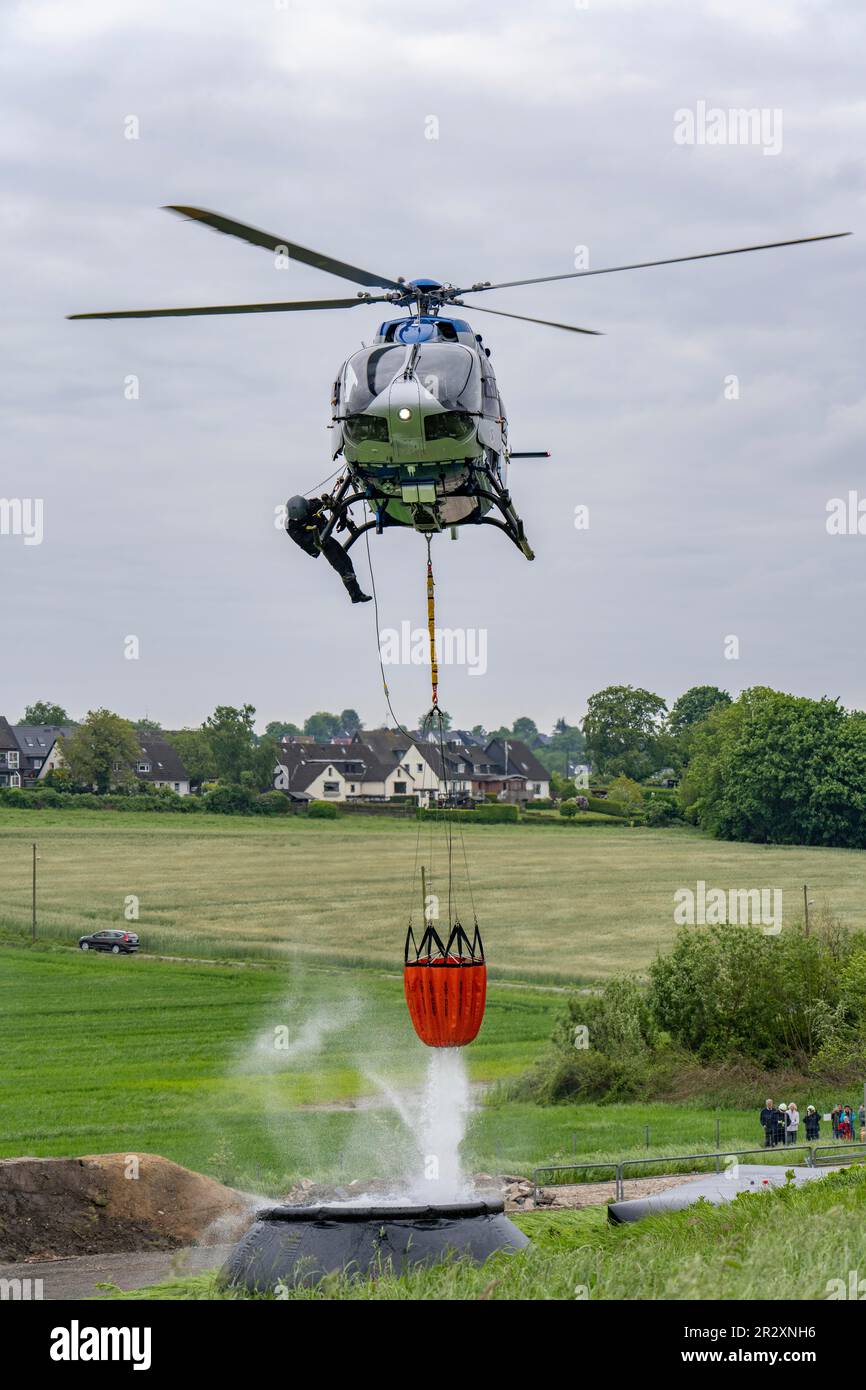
(286, 495, 311, 522)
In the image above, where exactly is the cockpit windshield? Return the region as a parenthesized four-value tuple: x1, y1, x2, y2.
(342, 346, 406, 414)
(342, 343, 481, 415)
(414, 346, 481, 412)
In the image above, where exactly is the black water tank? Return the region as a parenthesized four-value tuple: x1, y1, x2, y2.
(221, 1199, 529, 1293)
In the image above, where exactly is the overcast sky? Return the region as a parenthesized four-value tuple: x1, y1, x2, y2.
(2, 0, 863, 733)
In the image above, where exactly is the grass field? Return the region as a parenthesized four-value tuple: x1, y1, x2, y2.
(3, 807, 864, 1306)
(117, 1165, 866, 1301)
(0, 944, 563, 1188)
(0, 945, 848, 1195)
(2, 808, 864, 980)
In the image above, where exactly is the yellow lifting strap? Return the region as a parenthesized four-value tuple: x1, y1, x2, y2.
(426, 538, 438, 708)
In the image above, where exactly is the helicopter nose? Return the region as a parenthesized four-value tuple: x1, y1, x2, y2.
(387, 379, 425, 457)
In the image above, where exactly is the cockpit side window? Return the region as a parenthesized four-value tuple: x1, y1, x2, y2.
(479, 353, 501, 418)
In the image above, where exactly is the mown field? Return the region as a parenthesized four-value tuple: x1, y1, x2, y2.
(117, 1165, 866, 1301)
(2, 808, 864, 980)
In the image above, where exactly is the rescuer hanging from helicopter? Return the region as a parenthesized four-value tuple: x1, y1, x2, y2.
(284, 494, 372, 603)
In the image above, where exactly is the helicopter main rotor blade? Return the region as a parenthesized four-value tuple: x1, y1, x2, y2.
(455, 232, 851, 296)
(164, 205, 405, 291)
(67, 296, 389, 320)
(456, 301, 602, 335)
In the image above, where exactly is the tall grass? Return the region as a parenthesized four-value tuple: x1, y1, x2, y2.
(112, 1164, 866, 1300)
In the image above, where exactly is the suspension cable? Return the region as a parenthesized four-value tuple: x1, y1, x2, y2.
(364, 519, 477, 935)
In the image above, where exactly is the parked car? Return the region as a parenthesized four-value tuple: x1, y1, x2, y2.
(78, 929, 139, 954)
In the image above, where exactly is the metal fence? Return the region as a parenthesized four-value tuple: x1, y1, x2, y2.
(532, 1141, 866, 1203)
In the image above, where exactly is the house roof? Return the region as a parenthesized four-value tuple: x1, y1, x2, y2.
(412, 728, 483, 747)
(0, 717, 20, 752)
(133, 733, 189, 783)
(11, 723, 73, 755)
(353, 728, 415, 763)
(483, 738, 550, 782)
(276, 740, 393, 793)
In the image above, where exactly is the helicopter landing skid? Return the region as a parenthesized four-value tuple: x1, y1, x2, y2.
(315, 470, 534, 560)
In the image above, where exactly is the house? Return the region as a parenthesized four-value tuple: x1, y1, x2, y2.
(0, 717, 21, 788)
(0, 719, 191, 795)
(474, 738, 551, 802)
(127, 733, 191, 795)
(12, 724, 75, 787)
(272, 728, 551, 805)
(275, 739, 391, 801)
(0, 719, 73, 788)
(351, 729, 447, 801)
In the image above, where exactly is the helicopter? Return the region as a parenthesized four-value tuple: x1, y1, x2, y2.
(69, 207, 848, 597)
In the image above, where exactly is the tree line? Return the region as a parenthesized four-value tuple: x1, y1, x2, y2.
(19, 685, 866, 849)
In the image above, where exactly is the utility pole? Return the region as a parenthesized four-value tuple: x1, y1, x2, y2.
(803, 884, 810, 936)
(31, 842, 37, 943)
(803, 885, 816, 935)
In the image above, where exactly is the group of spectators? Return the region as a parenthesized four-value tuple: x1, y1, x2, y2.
(830, 1102, 864, 1141)
(760, 1098, 866, 1148)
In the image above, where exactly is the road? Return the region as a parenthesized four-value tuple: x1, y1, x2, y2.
(0, 1245, 234, 1301)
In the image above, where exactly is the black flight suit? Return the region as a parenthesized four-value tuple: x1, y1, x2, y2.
(285, 496, 371, 604)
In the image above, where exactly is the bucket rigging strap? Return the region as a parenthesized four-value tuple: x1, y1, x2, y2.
(426, 535, 438, 709)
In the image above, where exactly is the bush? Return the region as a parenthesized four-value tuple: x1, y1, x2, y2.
(307, 799, 339, 819)
(0, 785, 202, 814)
(257, 790, 290, 815)
(524, 798, 556, 810)
(478, 803, 519, 822)
(586, 795, 627, 818)
(204, 784, 259, 815)
(648, 920, 853, 1065)
(418, 803, 519, 823)
(645, 797, 681, 826)
(559, 801, 577, 818)
(531, 1048, 649, 1104)
(0, 789, 39, 809)
(607, 774, 645, 817)
(28, 787, 63, 807)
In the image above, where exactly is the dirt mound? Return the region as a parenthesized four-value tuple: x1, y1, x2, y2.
(0, 1154, 255, 1261)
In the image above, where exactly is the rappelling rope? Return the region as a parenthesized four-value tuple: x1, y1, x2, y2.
(364, 512, 415, 741)
(364, 514, 427, 931)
